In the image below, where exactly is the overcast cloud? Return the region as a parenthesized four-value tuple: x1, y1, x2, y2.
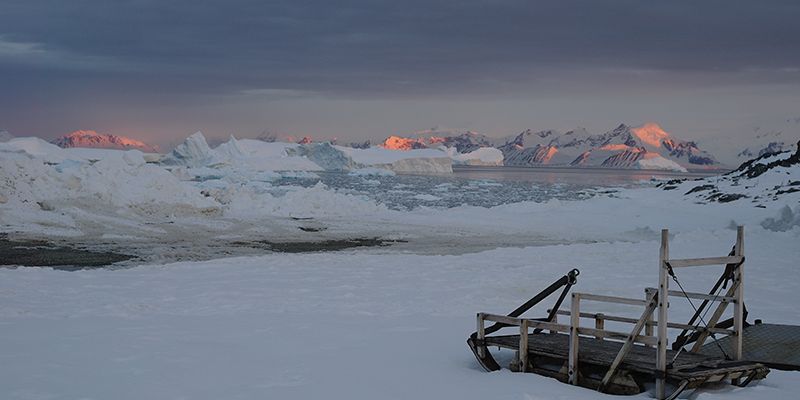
(1, 0, 798, 149)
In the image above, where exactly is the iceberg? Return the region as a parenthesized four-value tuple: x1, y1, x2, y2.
(161, 132, 218, 167)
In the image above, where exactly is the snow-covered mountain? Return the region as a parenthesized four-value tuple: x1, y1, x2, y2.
(381, 123, 720, 171)
(382, 126, 497, 153)
(498, 123, 719, 170)
(659, 140, 800, 206)
(52, 130, 159, 153)
(736, 124, 799, 162)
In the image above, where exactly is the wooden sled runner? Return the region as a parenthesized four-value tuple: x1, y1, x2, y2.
(468, 226, 773, 399)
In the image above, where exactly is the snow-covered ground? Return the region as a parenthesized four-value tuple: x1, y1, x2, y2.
(1, 137, 799, 399)
(2, 229, 799, 400)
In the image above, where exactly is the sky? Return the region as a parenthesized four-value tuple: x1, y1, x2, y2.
(1, 0, 799, 151)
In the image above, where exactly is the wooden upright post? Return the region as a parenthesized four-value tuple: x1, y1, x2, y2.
(733, 226, 745, 361)
(476, 313, 485, 358)
(569, 293, 580, 385)
(645, 288, 655, 348)
(519, 319, 529, 372)
(656, 229, 670, 400)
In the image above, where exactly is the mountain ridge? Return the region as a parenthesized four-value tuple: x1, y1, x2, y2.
(52, 130, 159, 153)
(380, 122, 719, 170)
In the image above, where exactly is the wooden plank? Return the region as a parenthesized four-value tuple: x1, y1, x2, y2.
(481, 313, 520, 326)
(577, 293, 647, 306)
(551, 310, 734, 335)
(577, 327, 658, 347)
(656, 228, 669, 400)
(663, 289, 736, 303)
(482, 333, 766, 381)
(481, 313, 571, 333)
(600, 291, 658, 392)
(666, 256, 742, 268)
(569, 293, 580, 385)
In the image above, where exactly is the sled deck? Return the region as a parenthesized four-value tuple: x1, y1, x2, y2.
(700, 322, 800, 371)
(469, 226, 772, 400)
(469, 331, 769, 397)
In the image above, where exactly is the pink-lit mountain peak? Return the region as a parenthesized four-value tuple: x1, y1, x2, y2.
(631, 122, 671, 148)
(52, 130, 160, 153)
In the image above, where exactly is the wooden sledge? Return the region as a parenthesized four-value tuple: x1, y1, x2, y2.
(468, 226, 770, 399)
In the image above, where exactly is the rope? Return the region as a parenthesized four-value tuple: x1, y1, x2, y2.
(665, 262, 731, 364)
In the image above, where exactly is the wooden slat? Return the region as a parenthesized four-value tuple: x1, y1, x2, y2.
(577, 293, 647, 306)
(481, 313, 571, 333)
(483, 311, 657, 346)
(481, 333, 766, 381)
(666, 256, 743, 268)
(481, 313, 522, 326)
(578, 327, 658, 347)
(550, 310, 734, 335)
(661, 288, 735, 303)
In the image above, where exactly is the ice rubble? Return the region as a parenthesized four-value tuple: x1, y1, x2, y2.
(0, 142, 215, 212)
(0, 133, 399, 239)
(3, 131, 798, 255)
(348, 168, 397, 177)
(760, 205, 800, 232)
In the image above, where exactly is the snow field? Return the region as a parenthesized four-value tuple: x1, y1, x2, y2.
(1, 228, 799, 399)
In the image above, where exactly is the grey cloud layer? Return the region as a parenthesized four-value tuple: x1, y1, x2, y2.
(2, 0, 799, 97)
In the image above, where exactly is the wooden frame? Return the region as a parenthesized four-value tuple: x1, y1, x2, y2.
(472, 227, 749, 400)
(655, 226, 745, 399)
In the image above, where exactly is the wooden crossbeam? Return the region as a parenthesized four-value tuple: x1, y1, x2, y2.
(655, 289, 737, 303)
(666, 256, 742, 268)
(550, 309, 734, 335)
(575, 293, 648, 306)
(579, 327, 657, 347)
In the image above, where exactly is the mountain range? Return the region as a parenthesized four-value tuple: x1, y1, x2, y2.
(736, 121, 800, 162)
(29, 122, 798, 171)
(51, 130, 159, 153)
(382, 123, 720, 170)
